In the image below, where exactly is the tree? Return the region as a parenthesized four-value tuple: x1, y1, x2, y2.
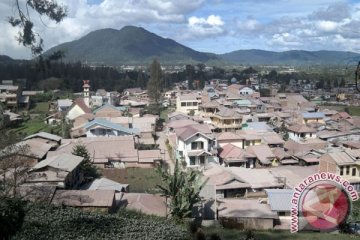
(8, 0, 67, 55)
(147, 59, 164, 104)
(156, 159, 206, 220)
(0, 196, 26, 239)
(72, 144, 100, 182)
(0, 132, 32, 198)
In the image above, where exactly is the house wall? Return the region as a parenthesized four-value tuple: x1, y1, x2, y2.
(239, 87, 254, 96)
(288, 132, 316, 142)
(303, 118, 325, 124)
(67, 105, 85, 121)
(176, 99, 200, 114)
(86, 127, 129, 137)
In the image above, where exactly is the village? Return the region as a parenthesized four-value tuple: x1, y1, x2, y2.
(1, 72, 360, 234)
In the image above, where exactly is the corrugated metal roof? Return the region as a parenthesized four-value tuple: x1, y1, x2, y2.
(87, 177, 128, 192)
(33, 153, 83, 172)
(302, 112, 325, 119)
(265, 189, 293, 211)
(25, 132, 62, 142)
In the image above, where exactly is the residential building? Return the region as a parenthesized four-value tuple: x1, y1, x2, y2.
(93, 104, 126, 118)
(0, 84, 20, 109)
(210, 107, 242, 132)
(174, 124, 218, 168)
(57, 99, 73, 112)
(301, 112, 325, 125)
(51, 190, 116, 213)
(176, 93, 201, 114)
(287, 124, 316, 142)
(26, 153, 84, 188)
(319, 150, 360, 191)
(84, 118, 139, 137)
(66, 98, 92, 121)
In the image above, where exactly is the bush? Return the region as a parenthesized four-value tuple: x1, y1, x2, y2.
(13, 203, 187, 240)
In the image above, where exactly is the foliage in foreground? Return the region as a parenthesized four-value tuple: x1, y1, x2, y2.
(13, 203, 187, 240)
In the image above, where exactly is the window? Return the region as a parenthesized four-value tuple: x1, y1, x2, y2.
(191, 142, 197, 150)
(179, 151, 183, 157)
(352, 168, 356, 176)
(340, 166, 344, 175)
(346, 166, 350, 175)
(193, 102, 198, 106)
(181, 102, 186, 107)
(191, 142, 204, 150)
(190, 157, 196, 165)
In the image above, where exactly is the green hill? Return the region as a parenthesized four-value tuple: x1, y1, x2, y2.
(44, 26, 218, 65)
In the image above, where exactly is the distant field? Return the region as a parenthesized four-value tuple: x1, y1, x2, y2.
(29, 102, 49, 113)
(101, 167, 162, 193)
(319, 105, 360, 116)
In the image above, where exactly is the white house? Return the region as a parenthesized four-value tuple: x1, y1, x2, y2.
(66, 98, 92, 121)
(287, 124, 316, 142)
(239, 86, 254, 96)
(174, 124, 218, 168)
(176, 93, 201, 114)
(84, 118, 139, 137)
(57, 99, 73, 112)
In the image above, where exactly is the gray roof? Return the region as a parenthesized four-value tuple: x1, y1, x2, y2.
(33, 153, 83, 172)
(86, 177, 128, 192)
(24, 132, 62, 143)
(265, 189, 293, 212)
(302, 112, 325, 119)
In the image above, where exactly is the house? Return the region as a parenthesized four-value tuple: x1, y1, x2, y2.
(24, 132, 62, 148)
(91, 95, 103, 107)
(93, 104, 126, 118)
(301, 112, 325, 125)
(319, 150, 360, 191)
(174, 124, 218, 168)
(269, 165, 318, 188)
(219, 143, 256, 168)
(0, 84, 21, 110)
(26, 153, 83, 188)
(123, 88, 143, 96)
(85, 177, 129, 192)
(84, 118, 139, 137)
(217, 132, 244, 149)
(57, 99, 73, 112)
(210, 107, 242, 132)
(168, 111, 190, 121)
(176, 93, 201, 114)
(48, 136, 163, 168)
(66, 98, 92, 121)
(287, 124, 316, 142)
(247, 144, 277, 167)
(218, 199, 279, 230)
(51, 190, 116, 213)
(227, 84, 255, 96)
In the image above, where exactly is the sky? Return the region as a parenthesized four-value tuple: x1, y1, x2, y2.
(2, 0, 360, 59)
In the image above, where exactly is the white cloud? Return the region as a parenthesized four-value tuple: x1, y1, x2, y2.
(316, 20, 339, 32)
(186, 15, 225, 38)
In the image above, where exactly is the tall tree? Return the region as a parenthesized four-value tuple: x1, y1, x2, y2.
(72, 144, 100, 183)
(8, 0, 67, 55)
(156, 160, 206, 220)
(147, 59, 164, 104)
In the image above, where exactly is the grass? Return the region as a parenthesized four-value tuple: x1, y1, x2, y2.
(7, 115, 62, 136)
(319, 105, 360, 116)
(101, 167, 162, 193)
(203, 227, 359, 240)
(29, 102, 49, 114)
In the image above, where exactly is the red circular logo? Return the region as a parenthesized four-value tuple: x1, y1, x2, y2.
(301, 183, 350, 230)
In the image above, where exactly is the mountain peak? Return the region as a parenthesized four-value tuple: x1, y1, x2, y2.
(44, 26, 217, 65)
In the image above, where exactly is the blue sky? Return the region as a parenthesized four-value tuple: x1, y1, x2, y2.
(2, 0, 360, 59)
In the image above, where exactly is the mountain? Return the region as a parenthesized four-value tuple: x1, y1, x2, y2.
(220, 49, 360, 65)
(44, 26, 218, 65)
(0, 55, 15, 62)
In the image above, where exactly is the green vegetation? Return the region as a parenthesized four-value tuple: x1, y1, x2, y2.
(7, 115, 61, 136)
(156, 160, 205, 220)
(101, 168, 162, 193)
(147, 59, 164, 104)
(29, 102, 49, 114)
(12, 203, 186, 240)
(72, 144, 101, 182)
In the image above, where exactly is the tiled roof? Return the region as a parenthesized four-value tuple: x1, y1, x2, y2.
(73, 98, 92, 114)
